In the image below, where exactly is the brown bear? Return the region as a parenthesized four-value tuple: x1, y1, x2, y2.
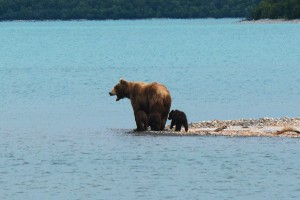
(168, 109, 188, 132)
(109, 79, 171, 131)
(149, 112, 161, 131)
(135, 110, 148, 131)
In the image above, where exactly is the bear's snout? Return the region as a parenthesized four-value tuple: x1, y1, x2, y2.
(109, 88, 116, 96)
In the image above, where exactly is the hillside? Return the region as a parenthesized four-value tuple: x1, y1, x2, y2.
(0, 0, 259, 20)
(252, 0, 300, 19)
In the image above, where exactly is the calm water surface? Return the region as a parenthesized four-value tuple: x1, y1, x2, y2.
(1, 19, 300, 199)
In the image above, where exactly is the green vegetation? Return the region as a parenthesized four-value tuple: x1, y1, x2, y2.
(252, 0, 300, 19)
(0, 0, 260, 20)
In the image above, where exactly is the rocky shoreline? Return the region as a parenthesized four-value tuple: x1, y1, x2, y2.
(132, 117, 300, 138)
(239, 19, 300, 24)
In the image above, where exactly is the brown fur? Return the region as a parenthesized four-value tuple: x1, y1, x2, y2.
(149, 112, 161, 131)
(109, 79, 171, 131)
(168, 109, 188, 132)
(135, 111, 148, 131)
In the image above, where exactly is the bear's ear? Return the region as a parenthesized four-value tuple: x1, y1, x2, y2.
(119, 78, 127, 85)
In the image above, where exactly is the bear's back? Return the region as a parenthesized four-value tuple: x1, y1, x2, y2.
(145, 82, 170, 101)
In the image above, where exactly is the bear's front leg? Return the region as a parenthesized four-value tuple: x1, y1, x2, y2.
(135, 121, 144, 131)
(170, 120, 175, 129)
(134, 111, 147, 131)
(132, 102, 144, 131)
(175, 122, 182, 131)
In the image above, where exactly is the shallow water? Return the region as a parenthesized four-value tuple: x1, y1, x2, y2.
(1, 19, 300, 199)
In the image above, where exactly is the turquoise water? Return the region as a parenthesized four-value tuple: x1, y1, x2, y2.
(1, 19, 300, 199)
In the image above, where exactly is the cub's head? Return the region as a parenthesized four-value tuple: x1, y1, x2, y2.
(168, 110, 174, 120)
(109, 79, 130, 101)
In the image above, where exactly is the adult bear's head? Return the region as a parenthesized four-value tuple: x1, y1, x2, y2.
(109, 79, 130, 101)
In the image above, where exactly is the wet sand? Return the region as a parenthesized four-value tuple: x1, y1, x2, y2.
(132, 117, 300, 138)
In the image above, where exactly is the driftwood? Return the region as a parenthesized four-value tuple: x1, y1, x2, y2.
(274, 127, 300, 135)
(214, 125, 228, 132)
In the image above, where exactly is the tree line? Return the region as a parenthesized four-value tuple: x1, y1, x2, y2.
(0, 0, 260, 20)
(251, 0, 300, 19)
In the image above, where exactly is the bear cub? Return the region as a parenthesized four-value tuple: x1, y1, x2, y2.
(149, 112, 161, 131)
(168, 110, 188, 132)
(135, 111, 148, 131)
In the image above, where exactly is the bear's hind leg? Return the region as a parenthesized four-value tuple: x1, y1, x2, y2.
(160, 113, 169, 131)
(183, 119, 188, 132)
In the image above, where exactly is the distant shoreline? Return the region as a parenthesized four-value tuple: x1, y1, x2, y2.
(0, 17, 239, 22)
(239, 19, 300, 24)
(1, 18, 300, 23)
